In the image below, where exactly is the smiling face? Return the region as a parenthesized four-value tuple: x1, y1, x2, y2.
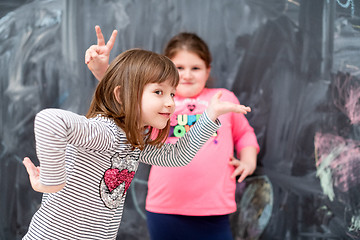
(171, 50, 211, 98)
(140, 80, 176, 129)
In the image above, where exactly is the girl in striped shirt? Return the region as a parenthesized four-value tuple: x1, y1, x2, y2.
(22, 48, 250, 239)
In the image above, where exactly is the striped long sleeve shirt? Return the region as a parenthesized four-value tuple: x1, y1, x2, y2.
(23, 108, 220, 240)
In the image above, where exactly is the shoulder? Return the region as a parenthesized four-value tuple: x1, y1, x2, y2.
(36, 108, 68, 116)
(92, 115, 124, 136)
(35, 108, 91, 127)
(205, 88, 239, 103)
(35, 108, 77, 123)
(36, 108, 84, 118)
(204, 88, 234, 95)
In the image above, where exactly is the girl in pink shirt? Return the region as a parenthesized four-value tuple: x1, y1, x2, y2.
(85, 26, 259, 240)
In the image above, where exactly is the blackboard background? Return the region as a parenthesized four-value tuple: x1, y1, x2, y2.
(1, 0, 360, 239)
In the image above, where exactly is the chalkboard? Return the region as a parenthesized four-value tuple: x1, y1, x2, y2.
(1, 0, 360, 239)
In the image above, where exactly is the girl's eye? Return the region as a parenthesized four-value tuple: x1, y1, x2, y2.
(177, 66, 184, 70)
(192, 67, 200, 70)
(155, 90, 163, 95)
(170, 93, 175, 98)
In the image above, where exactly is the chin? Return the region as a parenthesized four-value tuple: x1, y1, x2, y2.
(152, 122, 167, 130)
(178, 92, 195, 98)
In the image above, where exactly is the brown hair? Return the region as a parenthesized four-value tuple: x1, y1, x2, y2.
(164, 32, 212, 68)
(86, 48, 179, 150)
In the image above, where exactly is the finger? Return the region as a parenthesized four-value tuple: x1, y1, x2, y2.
(85, 45, 99, 64)
(231, 166, 243, 179)
(238, 170, 249, 183)
(235, 105, 251, 114)
(36, 166, 41, 176)
(106, 30, 118, 50)
(229, 155, 237, 161)
(214, 90, 222, 100)
(228, 161, 238, 167)
(233, 165, 243, 175)
(23, 157, 36, 176)
(241, 105, 251, 112)
(95, 25, 106, 46)
(85, 49, 92, 64)
(228, 156, 240, 167)
(90, 49, 99, 59)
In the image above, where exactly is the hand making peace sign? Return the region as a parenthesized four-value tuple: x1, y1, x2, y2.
(85, 25, 118, 80)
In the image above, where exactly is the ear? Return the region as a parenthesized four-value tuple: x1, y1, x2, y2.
(207, 66, 211, 75)
(113, 86, 121, 104)
(205, 66, 211, 80)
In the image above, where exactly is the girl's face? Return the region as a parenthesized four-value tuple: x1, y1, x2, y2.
(140, 80, 176, 129)
(171, 50, 210, 98)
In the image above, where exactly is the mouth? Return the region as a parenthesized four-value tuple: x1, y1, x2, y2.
(159, 113, 171, 118)
(180, 81, 193, 85)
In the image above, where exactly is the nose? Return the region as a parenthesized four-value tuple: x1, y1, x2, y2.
(165, 95, 175, 109)
(182, 69, 192, 80)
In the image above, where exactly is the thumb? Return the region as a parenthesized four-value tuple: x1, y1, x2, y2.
(228, 156, 240, 167)
(23, 157, 36, 176)
(214, 91, 222, 100)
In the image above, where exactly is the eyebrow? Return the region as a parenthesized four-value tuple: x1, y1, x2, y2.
(149, 82, 168, 88)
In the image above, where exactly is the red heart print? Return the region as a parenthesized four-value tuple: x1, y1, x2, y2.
(104, 168, 135, 194)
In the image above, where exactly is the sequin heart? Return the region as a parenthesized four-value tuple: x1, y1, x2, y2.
(104, 168, 135, 194)
(187, 104, 196, 112)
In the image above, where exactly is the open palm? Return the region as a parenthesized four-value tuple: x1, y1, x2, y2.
(206, 91, 251, 121)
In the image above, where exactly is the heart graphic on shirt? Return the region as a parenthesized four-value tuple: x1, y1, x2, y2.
(187, 104, 196, 112)
(103, 168, 135, 194)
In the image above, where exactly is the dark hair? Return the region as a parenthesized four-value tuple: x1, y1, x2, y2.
(86, 48, 179, 150)
(164, 32, 212, 68)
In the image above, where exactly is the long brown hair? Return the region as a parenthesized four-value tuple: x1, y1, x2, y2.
(86, 48, 179, 150)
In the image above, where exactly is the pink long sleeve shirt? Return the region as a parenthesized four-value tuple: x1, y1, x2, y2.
(146, 88, 260, 216)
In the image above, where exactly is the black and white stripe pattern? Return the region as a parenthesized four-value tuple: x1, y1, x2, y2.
(23, 108, 220, 240)
(140, 111, 220, 167)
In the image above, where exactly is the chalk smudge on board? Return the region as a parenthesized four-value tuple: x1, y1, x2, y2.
(332, 73, 360, 125)
(315, 133, 360, 232)
(315, 133, 360, 196)
(230, 176, 273, 240)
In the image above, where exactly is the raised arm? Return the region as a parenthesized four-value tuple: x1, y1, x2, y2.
(140, 91, 251, 166)
(85, 25, 118, 81)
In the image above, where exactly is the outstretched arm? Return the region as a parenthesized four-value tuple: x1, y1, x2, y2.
(85, 25, 118, 81)
(140, 91, 252, 167)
